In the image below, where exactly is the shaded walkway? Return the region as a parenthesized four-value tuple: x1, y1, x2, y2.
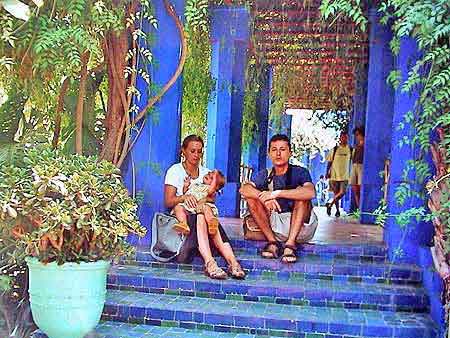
(220, 206, 383, 245)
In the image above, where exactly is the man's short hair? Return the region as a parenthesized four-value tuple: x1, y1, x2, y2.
(268, 134, 291, 151)
(353, 126, 365, 137)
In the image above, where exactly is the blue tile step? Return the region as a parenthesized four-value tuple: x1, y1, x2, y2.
(229, 241, 388, 263)
(32, 320, 289, 338)
(107, 265, 429, 312)
(126, 251, 422, 285)
(103, 290, 438, 338)
(133, 242, 388, 264)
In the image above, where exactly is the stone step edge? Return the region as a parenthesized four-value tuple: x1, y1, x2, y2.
(32, 320, 305, 338)
(229, 239, 387, 254)
(103, 291, 437, 338)
(107, 284, 429, 314)
(120, 259, 423, 286)
(107, 266, 429, 312)
(97, 317, 385, 338)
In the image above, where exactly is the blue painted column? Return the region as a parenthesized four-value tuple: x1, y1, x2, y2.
(242, 65, 272, 173)
(385, 37, 433, 264)
(267, 113, 292, 167)
(206, 6, 249, 217)
(121, 0, 185, 246)
(360, 9, 395, 224)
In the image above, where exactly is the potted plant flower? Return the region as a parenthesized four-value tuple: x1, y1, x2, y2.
(0, 146, 146, 338)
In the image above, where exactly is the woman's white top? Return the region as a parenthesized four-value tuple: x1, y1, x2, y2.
(164, 162, 210, 196)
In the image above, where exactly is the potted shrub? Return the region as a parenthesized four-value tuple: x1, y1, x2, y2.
(0, 147, 146, 338)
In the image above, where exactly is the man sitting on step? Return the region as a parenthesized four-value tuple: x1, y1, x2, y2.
(239, 134, 318, 264)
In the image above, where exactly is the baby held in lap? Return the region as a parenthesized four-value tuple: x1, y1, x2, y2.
(173, 170, 225, 236)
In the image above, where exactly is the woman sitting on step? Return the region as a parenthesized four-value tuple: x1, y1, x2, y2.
(164, 134, 245, 280)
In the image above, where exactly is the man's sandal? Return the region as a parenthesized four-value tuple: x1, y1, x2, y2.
(228, 262, 246, 280)
(204, 259, 227, 280)
(261, 241, 280, 259)
(281, 244, 297, 264)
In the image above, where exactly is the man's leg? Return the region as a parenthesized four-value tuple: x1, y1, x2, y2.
(326, 182, 338, 216)
(246, 197, 279, 258)
(352, 184, 361, 209)
(280, 201, 312, 263)
(350, 164, 361, 209)
(287, 200, 311, 245)
(333, 182, 347, 217)
(246, 198, 276, 242)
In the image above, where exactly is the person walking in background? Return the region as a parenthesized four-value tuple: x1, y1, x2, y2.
(350, 126, 365, 209)
(325, 131, 352, 217)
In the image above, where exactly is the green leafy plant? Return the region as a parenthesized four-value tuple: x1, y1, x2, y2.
(182, 0, 214, 140)
(0, 146, 146, 265)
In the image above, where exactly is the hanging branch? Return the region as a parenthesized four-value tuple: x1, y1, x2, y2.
(113, 3, 140, 165)
(116, 0, 188, 168)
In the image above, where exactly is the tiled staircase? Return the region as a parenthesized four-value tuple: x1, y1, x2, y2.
(96, 237, 439, 338)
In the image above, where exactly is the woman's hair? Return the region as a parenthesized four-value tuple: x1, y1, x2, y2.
(182, 134, 204, 149)
(215, 170, 226, 190)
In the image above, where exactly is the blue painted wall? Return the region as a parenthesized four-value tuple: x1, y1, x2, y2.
(385, 37, 434, 264)
(122, 0, 185, 246)
(360, 9, 395, 224)
(206, 6, 249, 217)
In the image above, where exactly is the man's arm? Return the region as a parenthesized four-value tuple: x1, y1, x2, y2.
(239, 182, 262, 199)
(259, 182, 315, 202)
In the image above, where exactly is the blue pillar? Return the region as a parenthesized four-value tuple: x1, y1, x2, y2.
(242, 66, 272, 173)
(360, 9, 395, 224)
(267, 113, 292, 167)
(206, 6, 249, 217)
(385, 37, 433, 264)
(121, 0, 185, 246)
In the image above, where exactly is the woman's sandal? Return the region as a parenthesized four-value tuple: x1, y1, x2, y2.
(228, 262, 246, 280)
(281, 244, 297, 264)
(261, 241, 280, 259)
(204, 259, 227, 280)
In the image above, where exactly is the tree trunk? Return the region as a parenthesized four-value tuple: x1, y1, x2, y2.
(75, 52, 90, 155)
(52, 77, 70, 149)
(100, 30, 129, 162)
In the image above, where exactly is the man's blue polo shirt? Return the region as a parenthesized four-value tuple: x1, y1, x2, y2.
(252, 165, 313, 213)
